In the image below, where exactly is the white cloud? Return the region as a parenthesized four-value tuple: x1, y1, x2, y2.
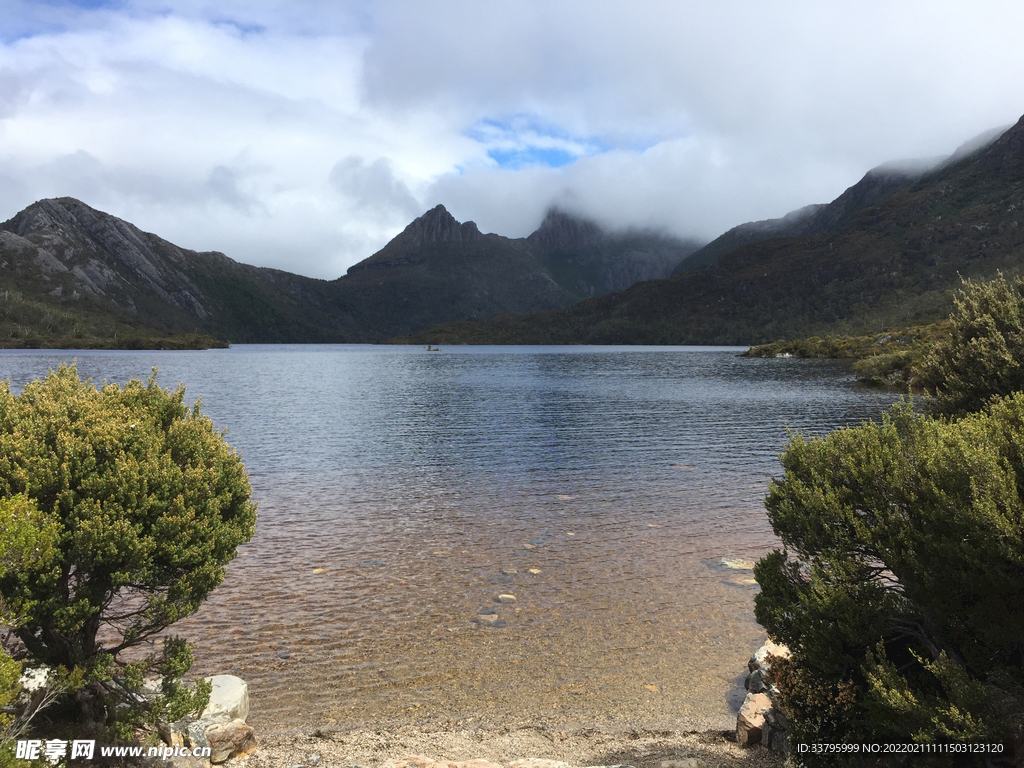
(0, 0, 1022, 277)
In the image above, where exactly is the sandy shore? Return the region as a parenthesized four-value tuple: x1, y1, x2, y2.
(234, 723, 784, 768)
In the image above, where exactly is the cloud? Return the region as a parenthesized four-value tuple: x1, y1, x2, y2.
(0, 0, 1022, 276)
(329, 155, 419, 223)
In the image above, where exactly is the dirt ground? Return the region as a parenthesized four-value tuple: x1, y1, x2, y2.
(232, 723, 784, 768)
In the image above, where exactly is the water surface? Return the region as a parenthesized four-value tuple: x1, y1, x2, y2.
(0, 345, 900, 731)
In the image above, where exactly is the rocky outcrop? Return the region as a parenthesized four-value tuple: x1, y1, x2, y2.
(736, 641, 790, 755)
(159, 675, 257, 765)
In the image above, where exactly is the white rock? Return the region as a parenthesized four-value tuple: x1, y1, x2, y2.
(200, 675, 249, 723)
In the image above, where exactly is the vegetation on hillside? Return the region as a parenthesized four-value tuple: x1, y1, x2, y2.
(742, 322, 950, 388)
(0, 366, 256, 751)
(0, 287, 228, 349)
(754, 275, 1024, 765)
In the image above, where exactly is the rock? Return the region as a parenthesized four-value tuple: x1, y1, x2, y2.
(765, 705, 789, 731)
(497, 594, 516, 603)
(159, 720, 188, 748)
(736, 691, 772, 746)
(748, 641, 790, 672)
(200, 675, 250, 723)
(767, 724, 789, 755)
(474, 614, 503, 626)
(140, 677, 164, 700)
(745, 667, 765, 693)
(205, 718, 258, 763)
(187, 720, 211, 752)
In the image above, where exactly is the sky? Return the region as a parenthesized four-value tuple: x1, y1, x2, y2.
(1, 1, 1022, 279)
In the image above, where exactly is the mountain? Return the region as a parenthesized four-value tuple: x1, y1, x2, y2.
(672, 127, 1010, 276)
(530, 209, 699, 295)
(0, 198, 700, 346)
(401, 114, 1024, 345)
(0, 197, 347, 345)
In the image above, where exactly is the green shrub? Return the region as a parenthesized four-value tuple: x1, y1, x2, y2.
(755, 398, 1024, 763)
(925, 274, 1024, 416)
(0, 365, 256, 734)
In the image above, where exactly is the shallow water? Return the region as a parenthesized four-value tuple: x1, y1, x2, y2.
(0, 345, 899, 730)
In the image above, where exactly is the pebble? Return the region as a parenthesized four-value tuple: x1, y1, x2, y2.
(497, 594, 516, 603)
(528, 569, 541, 574)
(502, 569, 518, 574)
(276, 650, 291, 659)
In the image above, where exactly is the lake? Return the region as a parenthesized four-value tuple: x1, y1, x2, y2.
(0, 345, 900, 732)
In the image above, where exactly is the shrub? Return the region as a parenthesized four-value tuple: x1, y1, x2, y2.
(925, 274, 1024, 417)
(0, 365, 256, 734)
(755, 398, 1024, 762)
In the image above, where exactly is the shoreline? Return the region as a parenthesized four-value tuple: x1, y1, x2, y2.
(240, 722, 784, 768)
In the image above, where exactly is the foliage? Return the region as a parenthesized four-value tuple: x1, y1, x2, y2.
(925, 274, 1024, 417)
(755, 398, 1024, 762)
(0, 496, 59, 762)
(0, 365, 256, 732)
(741, 322, 949, 388)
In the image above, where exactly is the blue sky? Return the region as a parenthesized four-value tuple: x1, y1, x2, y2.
(467, 116, 610, 170)
(0, 1, 1022, 278)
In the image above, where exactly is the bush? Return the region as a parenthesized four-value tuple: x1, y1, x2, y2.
(0, 496, 58, 763)
(755, 398, 1024, 762)
(925, 273, 1024, 417)
(0, 365, 256, 735)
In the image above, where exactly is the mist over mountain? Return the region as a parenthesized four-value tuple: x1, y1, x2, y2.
(404, 114, 1024, 345)
(673, 126, 1009, 276)
(0, 198, 700, 346)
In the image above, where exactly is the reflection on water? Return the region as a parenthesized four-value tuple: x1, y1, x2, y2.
(0, 345, 900, 731)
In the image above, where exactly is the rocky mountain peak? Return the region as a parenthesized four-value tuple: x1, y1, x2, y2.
(398, 204, 482, 248)
(527, 208, 603, 250)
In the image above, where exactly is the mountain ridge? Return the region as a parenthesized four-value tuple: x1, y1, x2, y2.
(402, 113, 1024, 345)
(0, 197, 700, 345)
